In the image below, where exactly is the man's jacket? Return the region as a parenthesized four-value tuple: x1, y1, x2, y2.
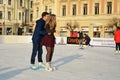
(32, 18, 47, 43)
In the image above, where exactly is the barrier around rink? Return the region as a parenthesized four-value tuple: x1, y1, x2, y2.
(66, 37, 115, 47)
(0, 36, 115, 47)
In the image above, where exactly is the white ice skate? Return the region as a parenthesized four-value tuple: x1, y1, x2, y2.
(45, 62, 56, 72)
(38, 62, 46, 70)
(115, 50, 120, 55)
(30, 64, 37, 70)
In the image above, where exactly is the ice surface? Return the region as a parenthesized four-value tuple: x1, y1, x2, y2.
(0, 44, 120, 80)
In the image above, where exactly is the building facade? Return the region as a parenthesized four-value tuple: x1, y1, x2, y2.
(0, 0, 120, 38)
(0, 0, 34, 35)
(33, 0, 120, 38)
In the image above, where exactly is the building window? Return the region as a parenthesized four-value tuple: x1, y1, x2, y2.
(22, 12, 24, 22)
(8, 11, 11, 20)
(95, 3, 99, 15)
(30, 1, 33, 8)
(81, 26, 89, 34)
(45, 6, 48, 12)
(30, 14, 33, 22)
(19, 12, 21, 20)
(93, 27, 101, 38)
(104, 26, 114, 38)
(72, 4, 76, 16)
(36, 7, 39, 18)
(49, 9, 52, 14)
(83, 4, 87, 15)
(60, 27, 67, 37)
(0, 0, 3, 4)
(20, 0, 22, 7)
(60, 31, 67, 37)
(62, 5, 66, 16)
(8, 0, 11, 5)
(0, 11, 2, 19)
(107, 2, 112, 14)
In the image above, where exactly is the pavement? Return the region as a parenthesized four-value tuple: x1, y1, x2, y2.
(0, 43, 120, 80)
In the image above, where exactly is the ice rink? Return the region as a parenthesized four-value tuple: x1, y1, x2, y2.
(0, 43, 120, 80)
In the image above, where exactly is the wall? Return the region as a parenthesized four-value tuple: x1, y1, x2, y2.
(0, 35, 32, 44)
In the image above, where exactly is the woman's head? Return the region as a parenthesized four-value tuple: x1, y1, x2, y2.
(47, 14, 56, 29)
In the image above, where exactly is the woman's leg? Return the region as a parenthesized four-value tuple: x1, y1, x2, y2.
(45, 47, 54, 71)
(50, 47, 54, 62)
(118, 43, 120, 51)
(46, 47, 52, 62)
(116, 43, 118, 51)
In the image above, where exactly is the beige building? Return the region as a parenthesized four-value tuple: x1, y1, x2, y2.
(56, 0, 120, 38)
(0, 0, 119, 38)
(33, 0, 120, 38)
(0, 0, 34, 35)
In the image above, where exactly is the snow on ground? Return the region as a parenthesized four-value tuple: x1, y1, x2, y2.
(0, 43, 120, 80)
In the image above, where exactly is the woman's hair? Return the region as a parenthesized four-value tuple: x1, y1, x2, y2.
(47, 14, 56, 30)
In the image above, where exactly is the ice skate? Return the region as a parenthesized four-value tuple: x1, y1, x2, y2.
(118, 50, 120, 54)
(38, 62, 46, 70)
(30, 64, 37, 70)
(45, 62, 55, 72)
(115, 50, 119, 55)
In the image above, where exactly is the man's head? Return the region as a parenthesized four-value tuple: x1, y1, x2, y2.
(42, 12, 50, 21)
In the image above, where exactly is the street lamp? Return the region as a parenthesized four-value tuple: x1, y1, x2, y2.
(2, 4, 6, 35)
(36, 7, 39, 18)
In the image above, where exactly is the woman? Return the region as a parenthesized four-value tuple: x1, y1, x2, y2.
(114, 26, 120, 54)
(41, 14, 56, 71)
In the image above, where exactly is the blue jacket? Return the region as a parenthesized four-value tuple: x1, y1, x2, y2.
(32, 18, 47, 43)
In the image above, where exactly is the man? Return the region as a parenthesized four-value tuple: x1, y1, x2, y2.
(84, 34, 91, 46)
(30, 12, 50, 70)
(78, 31, 83, 48)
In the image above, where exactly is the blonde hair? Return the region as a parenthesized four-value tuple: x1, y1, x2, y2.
(47, 14, 56, 30)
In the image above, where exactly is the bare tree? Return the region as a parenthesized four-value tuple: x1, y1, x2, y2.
(108, 17, 120, 34)
(65, 21, 79, 37)
(108, 17, 120, 27)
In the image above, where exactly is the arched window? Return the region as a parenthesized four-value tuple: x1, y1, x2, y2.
(20, 0, 23, 7)
(0, 0, 3, 4)
(8, 0, 11, 5)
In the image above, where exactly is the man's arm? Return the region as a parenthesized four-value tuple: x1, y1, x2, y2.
(36, 21, 48, 36)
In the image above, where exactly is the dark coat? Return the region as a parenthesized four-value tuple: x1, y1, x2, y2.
(78, 32, 83, 39)
(32, 18, 47, 43)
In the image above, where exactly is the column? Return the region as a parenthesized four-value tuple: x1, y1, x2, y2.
(55, 0, 60, 16)
(78, 0, 81, 15)
(100, 25, 104, 38)
(56, 0, 60, 16)
(89, 25, 93, 38)
(67, 1, 70, 15)
(114, 0, 118, 13)
(89, 0, 93, 15)
(101, 0, 105, 14)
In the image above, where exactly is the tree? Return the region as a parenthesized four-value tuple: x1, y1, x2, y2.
(108, 17, 120, 34)
(65, 21, 79, 37)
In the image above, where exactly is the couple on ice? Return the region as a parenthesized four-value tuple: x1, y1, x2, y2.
(30, 12, 56, 71)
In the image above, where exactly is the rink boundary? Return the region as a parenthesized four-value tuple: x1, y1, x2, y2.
(0, 36, 115, 48)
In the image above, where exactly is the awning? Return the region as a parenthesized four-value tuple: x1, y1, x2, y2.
(90, 23, 102, 26)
